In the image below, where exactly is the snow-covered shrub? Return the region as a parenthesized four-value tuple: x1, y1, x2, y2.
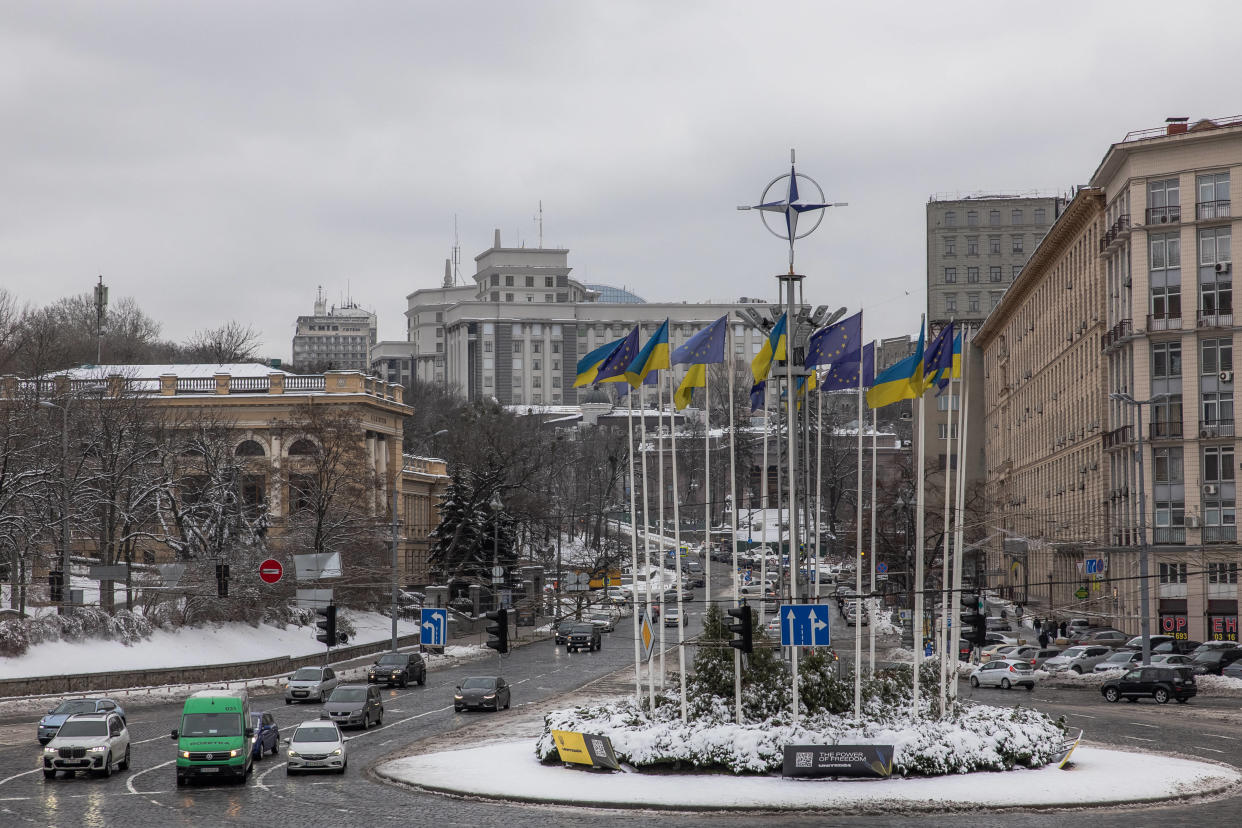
(0, 619, 31, 657)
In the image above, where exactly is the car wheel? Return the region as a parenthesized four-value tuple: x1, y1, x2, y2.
(286, 767, 295, 776)
(376, 713, 383, 726)
(969, 676, 980, 687)
(1071, 665, 1082, 674)
(119, 745, 131, 771)
(1104, 687, 1120, 702)
(176, 774, 187, 787)
(285, 699, 292, 705)
(43, 770, 56, 780)
(363, 712, 372, 730)
(1154, 688, 1170, 704)
(100, 752, 112, 778)
(400, 676, 408, 688)
(454, 705, 462, 712)
(1001, 678, 1011, 690)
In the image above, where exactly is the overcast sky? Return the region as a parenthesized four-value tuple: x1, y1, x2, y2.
(4, 2, 1240, 361)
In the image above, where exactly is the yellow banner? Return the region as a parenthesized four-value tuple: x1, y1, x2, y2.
(551, 730, 594, 766)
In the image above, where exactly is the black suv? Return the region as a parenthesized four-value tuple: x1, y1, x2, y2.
(1100, 666, 1196, 704)
(554, 619, 577, 645)
(567, 623, 602, 653)
(368, 652, 426, 687)
(1191, 646, 1242, 675)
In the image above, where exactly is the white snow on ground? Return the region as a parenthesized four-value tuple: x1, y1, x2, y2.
(0, 610, 424, 680)
(379, 741, 1239, 812)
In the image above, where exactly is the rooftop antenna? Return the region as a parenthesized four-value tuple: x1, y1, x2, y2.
(534, 200, 544, 249)
(93, 274, 108, 365)
(452, 214, 461, 285)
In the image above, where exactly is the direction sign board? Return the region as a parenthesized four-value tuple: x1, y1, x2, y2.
(1084, 558, 1105, 575)
(258, 559, 283, 584)
(779, 604, 831, 647)
(639, 611, 655, 662)
(421, 608, 448, 647)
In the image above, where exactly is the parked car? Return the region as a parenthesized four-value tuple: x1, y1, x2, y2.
(969, 659, 1037, 690)
(42, 712, 130, 779)
(664, 606, 683, 628)
(453, 676, 511, 712)
(1191, 646, 1242, 675)
(1064, 618, 1093, 637)
(1100, 666, 1196, 704)
(285, 720, 346, 775)
(1093, 650, 1145, 673)
(1123, 634, 1175, 651)
(605, 587, 630, 604)
(38, 697, 127, 745)
(285, 666, 339, 705)
(567, 623, 602, 652)
(554, 619, 578, 644)
(979, 643, 1019, 662)
(250, 712, 280, 759)
(1153, 639, 1202, 655)
(1041, 645, 1113, 674)
(1221, 659, 1242, 680)
(1190, 640, 1238, 656)
(368, 652, 426, 687)
(1071, 629, 1129, 648)
(322, 684, 383, 729)
(1150, 654, 1194, 667)
(1031, 647, 1064, 669)
(589, 613, 617, 632)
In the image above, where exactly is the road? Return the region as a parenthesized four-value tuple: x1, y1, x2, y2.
(0, 569, 1239, 826)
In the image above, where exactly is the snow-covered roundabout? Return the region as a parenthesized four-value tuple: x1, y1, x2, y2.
(377, 737, 1240, 813)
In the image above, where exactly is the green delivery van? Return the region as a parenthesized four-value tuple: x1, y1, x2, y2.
(171, 689, 253, 785)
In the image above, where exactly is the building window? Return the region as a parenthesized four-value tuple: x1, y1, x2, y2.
(1201, 280, 1233, 316)
(967, 237, 979, 256)
(490, 274, 499, 286)
(505, 293, 514, 302)
(1153, 395, 1183, 430)
(967, 292, 980, 312)
(525, 276, 534, 287)
(937, 394, 960, 411)
(288, 475, 315, 514)
(483, 322, 496, 335)
(1201, 338, 1234, 375)
(1012, 265, 1023, 278)
(1152, 342, 1182, 378)
(531, 342, 542, 354)
(1154, 501, 1185, 528)
(552, 360, 560, 371)
(1204, 445, 1236, 482)
(944, 293, 957, 313)
(1034, 207, 1047, 223)
(1199, 226, 1232, 267)
(944, 267, 957, 284)
(1153, 447, 1184, 483)
(989, 236, 1001, 255)
(533, 360, 541, 371)
(483, 357, 494, 370)
(483, 340, 493, 353)
(1159, 562, 1188, 583)
(986, 210, 998, 226)
(967, 267, 979, 283)
(545, 276, 554, 287)
(1151, 284, 1182, 319)
(512, 341, 523, 353)
(967, 211, 978, 227)
(989, 266, 1002, 282)
(1209, 561, 1239, 582)
(483, 376, 493, 387)
(551, 341, 560, 354)
(512, 357, 523, 371)
(545, 294, 554, 302)
(1012, 209, 1023, 225)
(505, 274, 514, 287)
(1149, 178, 1180, 221)
(1198, 172, 1231, 219)
(1011, 235, 1024, 254)
(990, 291, 1003, 309)
(1150, 232, 1181, 271)
(944, 237, 956, 255)
(490, 291, 499, 301)
(937, 423, 959, 439)
(1203, 392, 1234, 430)
(240, 475, 266, 508)
(945, 211, 956, 226)
(532, 376, 542, 388)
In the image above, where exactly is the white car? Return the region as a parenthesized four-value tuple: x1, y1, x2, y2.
(285, 666, 340, 704)
(42, 712, 130, 779)
(286, 720, 347, 775)
(969, 659, 1037, 690)
(663, 606, 683, 627)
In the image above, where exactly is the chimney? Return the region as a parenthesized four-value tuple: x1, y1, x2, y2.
(494, 228, 502, 249)
(1166, 116, 1189, 136)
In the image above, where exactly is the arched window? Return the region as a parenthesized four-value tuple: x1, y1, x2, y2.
(235, 439, 265, 457)
(288, 438, 318, 456)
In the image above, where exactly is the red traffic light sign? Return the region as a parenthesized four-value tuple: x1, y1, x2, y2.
(258, 559, 284, 584)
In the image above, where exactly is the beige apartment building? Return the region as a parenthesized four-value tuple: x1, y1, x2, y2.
(979, 117, 1242, 643)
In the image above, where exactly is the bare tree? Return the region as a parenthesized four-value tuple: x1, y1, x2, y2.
(0, 394, 53, 612)
(180, 322, 262, 364)
(0, 288, 29, 376)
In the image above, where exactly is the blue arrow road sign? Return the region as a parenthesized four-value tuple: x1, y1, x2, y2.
(779, 604, 831, 647)
(421, 608, 448, 647)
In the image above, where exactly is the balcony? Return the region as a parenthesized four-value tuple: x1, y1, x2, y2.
(1100, 318, 1133, 351)
(1198, 419, 1236, 438)
(1103, 424, 1133, 449)
(1203, 525, 1238, 544)
(1197, 200, 1232, 221)
(1147, 313, 1184, 332)
(1097, 214, 1132, 253)
(1197, 309, 1234, 328)
(1149, 420, 1184, 440)
(1152, 527, 1186, 545)
(1145, 205, 1182, 225)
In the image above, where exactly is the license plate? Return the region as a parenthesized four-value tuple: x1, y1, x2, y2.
(200, 767, 219, 773)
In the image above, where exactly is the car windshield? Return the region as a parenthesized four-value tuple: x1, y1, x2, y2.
(292, 726, 339, 743)
(328, 688, 367, 703)
(377, 655, 406, 665)
(462, 677, 496, 690)
(1060, 648, 1086, 658)
(55, 720, 108, 738)
(590, 615, 608, 621)
(180, 712, 242, 737)
(1105, 652, 1133, 662)
(573, 625, 594, 633)
(52, 700, 99, 716)
(292, 668, 323, 681)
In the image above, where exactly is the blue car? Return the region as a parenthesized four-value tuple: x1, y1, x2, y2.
(37, 698, 126, 745)
(251, 711, 281, 759)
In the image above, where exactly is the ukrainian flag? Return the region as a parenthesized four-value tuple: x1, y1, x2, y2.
(573, 338, 625, 387)
(624, 319, 670, 387)
(751, 312, 787, 385)
(865, 324, 925, 409)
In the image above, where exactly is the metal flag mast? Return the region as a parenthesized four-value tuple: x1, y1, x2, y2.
(627, 388, 642, 701)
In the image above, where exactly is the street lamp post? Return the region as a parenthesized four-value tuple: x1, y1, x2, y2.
(489, 491, 503, 611)
(1110, 391, 1169, 667)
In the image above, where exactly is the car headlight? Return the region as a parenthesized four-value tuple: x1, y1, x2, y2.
(287, 749, 299, 757)
(331, 748, 342, 756)
(88, 745, 107, 753)
(43, 747, 57, 755)
(454, 693, 462, 699)
(483, 693, 496, 700)
(181, 750, 191, 758)
(229, 749, 240, 758)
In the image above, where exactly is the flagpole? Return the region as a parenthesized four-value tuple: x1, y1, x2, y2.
(728, 322, 742, 725)
(913, 319, 927, 719)
(760, 386, 770, 628)
(657, 376, 667, 692)
(704, 364, 712, 608)
(814, 387, 823, 601)
(639, 382, 655, 710)
(627, 388, 642, 701)
(854, 362, 864, 721)
(939, 326, 956, 720)
(669, 371, 687, 722)
(869, 387, 878, 678)
(950, 327, 971, 709)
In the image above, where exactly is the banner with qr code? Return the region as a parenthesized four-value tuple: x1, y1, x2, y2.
(551, 729, 621, 771)
(781, 744, 894, 778)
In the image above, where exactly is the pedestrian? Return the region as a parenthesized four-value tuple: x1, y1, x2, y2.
(1058, 620, 1067, 639)
(1033, 615, 1042, 632)
(1038, 629, 1050, 648)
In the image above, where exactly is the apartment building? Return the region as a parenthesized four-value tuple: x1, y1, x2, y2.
(291, 288, 378, 372)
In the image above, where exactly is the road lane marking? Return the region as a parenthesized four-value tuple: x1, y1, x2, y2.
(1129, 722, 1158, 728)
(1126, 736, 1155, 742)
(0, 768, 41, 787)
(1069, 713, 1096, 718)
(1194, 746, 1226, 753)
(126, 758, 175, 795)
(1206, 734, 1239, 740)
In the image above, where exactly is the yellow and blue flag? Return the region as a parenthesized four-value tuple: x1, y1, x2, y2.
(672, 315, 728, 410)
(929, 330, 963, 395)
(624, 319, 670, 387)
(922, 322, 955, 393)
(750, 380, 766, 411)
(750, 313, 787, 385)
(595, 326, 641, 384)
(573, 338, 625, 387)
(866, 324, 925, 409)
(805, 311, 862, 369)
(819, 341, 875, 392)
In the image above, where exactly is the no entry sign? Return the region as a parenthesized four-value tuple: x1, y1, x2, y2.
(258, 559, 284, 584)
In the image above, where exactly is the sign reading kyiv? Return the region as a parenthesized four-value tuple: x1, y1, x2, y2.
(779, 604, 831, 647)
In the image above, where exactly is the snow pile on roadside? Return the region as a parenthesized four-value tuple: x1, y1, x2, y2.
(1193, 674, 1242, 695)
(535, 698, 1063, 776)
(1035, 668, 1117, 687)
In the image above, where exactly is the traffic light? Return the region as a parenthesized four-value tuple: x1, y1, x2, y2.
(48, 570, 64, 603)
(485, 609, 509, 654)
(727, 605, 753, 654)
(963, 611, 987, 646)
(316, 604, 337, 646)
(215, 564, 230, 598)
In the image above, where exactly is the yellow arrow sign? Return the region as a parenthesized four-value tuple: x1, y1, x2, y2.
(640, 612, 655, 662)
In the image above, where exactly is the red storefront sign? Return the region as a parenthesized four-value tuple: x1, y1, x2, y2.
(1209, 615, 1239, 642)
(1160, 614, 1189, 640)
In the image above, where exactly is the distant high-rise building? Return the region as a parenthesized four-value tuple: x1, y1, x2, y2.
(291, 287, 378, 372)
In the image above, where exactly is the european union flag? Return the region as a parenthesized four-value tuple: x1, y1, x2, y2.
(750, 380, 766, 411)
(922, 322, 955, 393)
(819, 341, 875, 392)
(805, 311, 862, 369)
(596, 326, 641, 384)
(671, 315, 728, 366)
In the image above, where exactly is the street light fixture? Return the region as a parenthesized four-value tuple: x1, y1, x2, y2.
(489, 491, 504, 611)
(1109, 391, 1169, 667)
(39, 400, 71, 615)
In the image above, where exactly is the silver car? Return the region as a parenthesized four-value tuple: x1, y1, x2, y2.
(969, 659, 1037, 690)
(1042, 645, 1113, 674)
(285, 720, 346, 775)
(285, 666, 339, 704)
(1093, 649, 1144, 673)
